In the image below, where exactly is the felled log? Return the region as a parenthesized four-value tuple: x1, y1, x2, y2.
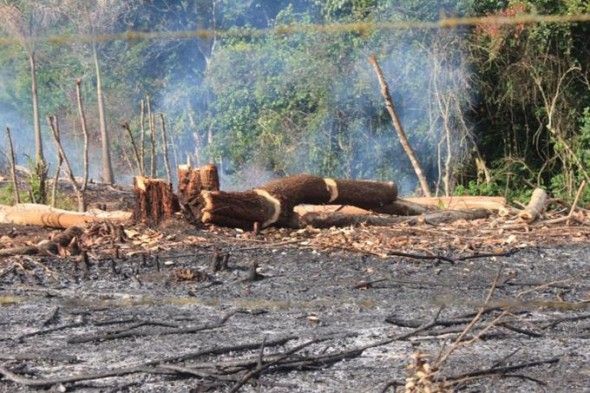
(296, 208, 490, 228)
(0, 203, 131, 229)
(200, 174, 397, 229)
(518, 188, 548, 223)
(403, 196, 506, 211)
(133, 176, 179, 226)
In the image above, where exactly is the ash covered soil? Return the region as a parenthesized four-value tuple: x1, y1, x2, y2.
(0, 220, 589, 392)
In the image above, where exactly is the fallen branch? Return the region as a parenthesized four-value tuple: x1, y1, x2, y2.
(67, 310, 241, 343)
(443, 357, 559, 384)
(0, 335, 298, 388)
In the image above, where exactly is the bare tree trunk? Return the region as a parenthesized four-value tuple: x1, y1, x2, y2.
(5, 127, 20, 204)
(159, 113, 172, 182)
(146, 96, 156, 178)
(51, 152, 62, 208)
(368, 54, 432, 197)
(29, 51, 43, 165)
(47, 116, 86, 212)
(139, 99, 146, 175)
(188, 109, 201, 166)
(122, 122, 142, 175)
(93, 43, 114, 185)
(75, 79, 89, 192)
(28, 51, 47, 204)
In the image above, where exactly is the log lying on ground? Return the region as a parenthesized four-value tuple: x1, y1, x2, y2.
(200, 174, 398, 229)
(295, 208, 490, 228)
(403, 196, 507, 211)
(0, 204, 131, 229)
(518, 188, 548, 223)
(133, 176, 179, 227)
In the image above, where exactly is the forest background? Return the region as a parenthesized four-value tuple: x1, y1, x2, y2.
(0, 0, 589, 204)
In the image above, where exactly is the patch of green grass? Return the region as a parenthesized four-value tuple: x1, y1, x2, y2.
(0, 184, 76, 210)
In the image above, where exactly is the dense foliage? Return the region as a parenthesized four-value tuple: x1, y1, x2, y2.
(0, 0, 588, 200)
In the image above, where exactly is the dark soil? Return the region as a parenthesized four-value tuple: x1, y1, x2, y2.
(1, 227, 589, 392)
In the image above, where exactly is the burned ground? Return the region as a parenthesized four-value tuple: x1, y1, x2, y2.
(0, 216, 589, 392)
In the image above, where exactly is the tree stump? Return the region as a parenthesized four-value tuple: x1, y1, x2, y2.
(133, 176, 179, 226)
(177, 164, 220, 223)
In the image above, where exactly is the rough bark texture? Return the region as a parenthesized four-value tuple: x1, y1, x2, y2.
(200, 174, 397, 229)
(177, 164, 220, 224)
(133, 177, 179, 227)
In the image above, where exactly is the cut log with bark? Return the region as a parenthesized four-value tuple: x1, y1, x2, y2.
(133, 176, 179, 227)
(177, 164, 220, 223)
(0, 203, 131, 229)
(200, 174, 397, 229)
(518, 188, 548, 223)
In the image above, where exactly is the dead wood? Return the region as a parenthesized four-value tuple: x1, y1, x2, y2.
(133, 176, 179, 226)
(50, 151, 62, 208)
(75, 79, 90, 192)
(373, 198, 430, 215)
(159, 113, 172, 182)
(369, 54, 431, 197)
(139, 99, 146, 174)
(47, 115, 86, 212)
(442, 357, 559, 384)
(296, 208, 490, 229)
(67, 310, 240, 343)
(200, 174, 397, 229)
(122, 121, 142, 175)
(0, 226, 83, 257)
(519, 188, 548, 222)
(5, 127, 20, 204)
(404, 196, 507, 211)
(146, 96, 156, 178)
(177, 164, 219, 223)
(0, 203, 131, 229)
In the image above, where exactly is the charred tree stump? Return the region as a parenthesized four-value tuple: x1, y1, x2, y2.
(133, 176, 179, 226)
(200, 174, 397, 229)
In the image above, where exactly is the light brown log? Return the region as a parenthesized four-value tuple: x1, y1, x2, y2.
(0, 203, 131, 229)
(404, 196, 506, 211)
(296, 208, 490, 229)
(518, 188, 548, 222)
(133, 176, 179, 227)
